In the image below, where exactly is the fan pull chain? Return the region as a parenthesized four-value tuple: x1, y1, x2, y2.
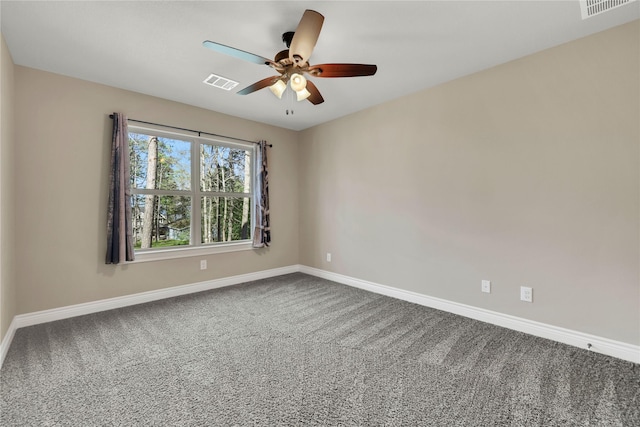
(286, 86, 294, 116)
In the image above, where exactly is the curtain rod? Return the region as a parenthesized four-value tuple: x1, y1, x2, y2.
(109, 114, 272, 147)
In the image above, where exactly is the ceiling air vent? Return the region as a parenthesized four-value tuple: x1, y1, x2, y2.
(580, 0, 637, 19)
(203, 73, 239, 91)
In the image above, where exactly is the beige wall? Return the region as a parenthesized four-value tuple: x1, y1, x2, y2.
(1, 34, 17, 342)
(13, 67, 299, 314)
(299, 22, 639, 345)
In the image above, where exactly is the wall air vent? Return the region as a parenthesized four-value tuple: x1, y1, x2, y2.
(580, 0, 637, 19)
(203, 73, 239, 91)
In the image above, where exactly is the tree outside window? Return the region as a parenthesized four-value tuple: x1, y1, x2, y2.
(129, 129, 253, 251)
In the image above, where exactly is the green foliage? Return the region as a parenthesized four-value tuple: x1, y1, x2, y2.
(134, 239, 190, 249)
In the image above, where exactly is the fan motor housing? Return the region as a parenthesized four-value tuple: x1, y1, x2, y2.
(274, 49, 289, 63)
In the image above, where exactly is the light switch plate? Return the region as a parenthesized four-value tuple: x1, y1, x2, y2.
(481, 280, 491, 293)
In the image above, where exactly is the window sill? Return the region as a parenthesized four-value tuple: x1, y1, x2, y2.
(128, 241, 255, 263)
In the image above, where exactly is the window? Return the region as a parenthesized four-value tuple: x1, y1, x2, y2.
(128, 126, 255, 260)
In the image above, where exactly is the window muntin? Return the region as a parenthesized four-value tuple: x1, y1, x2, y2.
(128, 126, 254, 253)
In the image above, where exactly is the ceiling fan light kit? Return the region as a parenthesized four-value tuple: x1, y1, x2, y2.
(203, 9, 377, 107)
(269, 80, 287, 99)
(296, 87, 312, 102)
(290, 73, 306, 91)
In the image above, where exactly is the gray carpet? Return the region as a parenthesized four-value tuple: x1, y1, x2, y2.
(1, 273, 638, 426)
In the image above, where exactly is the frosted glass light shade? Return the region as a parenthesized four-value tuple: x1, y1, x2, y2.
(290, 73, 307, 92)
(269, 80, 287, 99)
(296, 88, 311, 101)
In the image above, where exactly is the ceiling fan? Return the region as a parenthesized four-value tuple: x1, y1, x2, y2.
(203, 9, 377, 105)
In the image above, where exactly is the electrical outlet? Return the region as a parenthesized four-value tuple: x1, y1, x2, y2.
(326, 253, 332, 262)
(481, 280, 491, 293)
(520, 286, 533, 302)
(200, 260, 207, 270)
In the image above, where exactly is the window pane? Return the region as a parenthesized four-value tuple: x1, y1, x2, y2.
(200, 144, 251, 193)
(132, 194, 192, 249)
(130, 133, 191, 191)
(201, 196, 251, 243)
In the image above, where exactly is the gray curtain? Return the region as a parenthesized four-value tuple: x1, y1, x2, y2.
(106, 113, 134, 263)
(252, 140, 271, 248)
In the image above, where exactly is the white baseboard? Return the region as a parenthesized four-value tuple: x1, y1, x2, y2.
(0, 265, 297, 368)
(0, 317, 18, 369)
(299, 266, 640, 364)
(2, 264, 638, 368)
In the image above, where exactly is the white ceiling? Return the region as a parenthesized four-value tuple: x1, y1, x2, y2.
(1, 1, 638, 131)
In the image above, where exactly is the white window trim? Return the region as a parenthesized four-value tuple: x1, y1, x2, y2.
(130, 241, 254, 263)
(127, 125, 257, 262)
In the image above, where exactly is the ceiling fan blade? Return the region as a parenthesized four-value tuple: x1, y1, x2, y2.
(308, 63, 378, 78)
(289, 10, 324, 65)
(203, 40, 273, 66)
(237, 76, 281, 95)
(305, 80, 324, 105)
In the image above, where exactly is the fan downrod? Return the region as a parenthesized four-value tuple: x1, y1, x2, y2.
(282, 31, 295, 48)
